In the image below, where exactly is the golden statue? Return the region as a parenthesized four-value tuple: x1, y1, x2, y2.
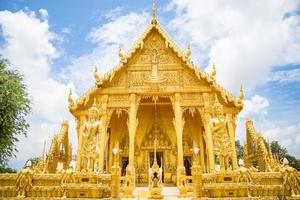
(77, 100, 103, 172)
(16, 162, 33, 198)
(210, 94, 232, 172)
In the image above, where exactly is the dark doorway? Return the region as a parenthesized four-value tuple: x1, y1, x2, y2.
(184, 156, 192, 176)
(149, 152, 164, 182)
(121, 157, 128, 176)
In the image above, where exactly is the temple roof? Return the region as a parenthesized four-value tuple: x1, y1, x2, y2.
(70, 6, 243, 112)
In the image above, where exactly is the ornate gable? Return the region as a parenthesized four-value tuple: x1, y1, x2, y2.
(128, 29, 181, 66)
(70, 11, 244, 113)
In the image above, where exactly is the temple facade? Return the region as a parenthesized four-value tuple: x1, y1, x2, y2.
(68, 7, 243, 184)
(0, 1, 299, 199)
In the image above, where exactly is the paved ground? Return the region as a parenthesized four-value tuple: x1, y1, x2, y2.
(122, 186, 191, 200)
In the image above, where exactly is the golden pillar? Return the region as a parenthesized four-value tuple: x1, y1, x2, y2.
(227, 113, 238, 170)
(128, 93, 138, 170)
(124, 93, 138, 196)
(172, 93, 186, 187)
(198, 128, 205, 172)
(98, 95, 108, 173)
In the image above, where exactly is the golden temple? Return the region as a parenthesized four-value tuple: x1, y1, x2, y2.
(0, 1, 299, 199)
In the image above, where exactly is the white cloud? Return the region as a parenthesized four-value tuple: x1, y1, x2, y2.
(264, 122, 300, 157)
(236, 94, 300, 158)
(62, 12, 150, 93)
(240, 95, 270, 118)
(167, 0, 300, 94)
(39, 8, 48, 20)
(236, 95, 269, 145)
(0, 10, 76, 169)
(62, 27, 72, 34)
(267, 68, 300, 83)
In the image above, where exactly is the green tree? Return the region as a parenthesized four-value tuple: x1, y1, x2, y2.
(235, 140, 243, 160)
(270, 141, 288, 157)
(0, 165, 17, 173)
(0, 58, 31, 166)
(270, 141, 300, 170)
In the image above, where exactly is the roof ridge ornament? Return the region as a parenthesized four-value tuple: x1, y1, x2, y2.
(211, 63, 216, 82)
(185, 44, 192, 61)
(151, 0, 157, 24)
(68, 88, 74, 107)
(94, 66, 103, 87)
(239, 85, 245, 102)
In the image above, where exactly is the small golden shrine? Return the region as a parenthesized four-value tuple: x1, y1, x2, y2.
(0, 0, 299, 199)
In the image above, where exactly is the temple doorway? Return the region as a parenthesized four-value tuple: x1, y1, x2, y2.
(149, 152, 164, 182)
(184, 156, 192, 176)
(121, 157, 128, 176)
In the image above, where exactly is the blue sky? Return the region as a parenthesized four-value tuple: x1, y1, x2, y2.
(0, 0, 299, 169)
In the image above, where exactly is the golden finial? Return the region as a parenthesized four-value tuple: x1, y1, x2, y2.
(152, 0, 156, 19)
(118, 47, 125, 63)
(94, 66, 102, 85)
(211, 63, 216, 81)
(68, 88, 74, 107)
(239, 85, 245, 101)
(185, 44, 191, 60)
(151, 0, 157, 24)
(42, 140, 46, 162)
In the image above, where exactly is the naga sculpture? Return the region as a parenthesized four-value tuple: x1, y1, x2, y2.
(33, 121, 72, 173)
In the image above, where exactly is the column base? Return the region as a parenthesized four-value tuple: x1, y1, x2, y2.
(124, 165, 135, 198)
(176, 166, 187, 197)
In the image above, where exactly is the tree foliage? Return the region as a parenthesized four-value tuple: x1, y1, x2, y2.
(235, 140, 243, 160)
(270, 141, 300, 170)
(0, 165, 17, 173)
(0, 58, 31, 165)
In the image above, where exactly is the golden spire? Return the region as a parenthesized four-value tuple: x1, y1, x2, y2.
(211, 63, 216, 81)
(151, 0, 157, 24)
(239, 85, 245, 101)
(152, 0, 156, 19)
(94, 65, 102, 86)
(185, 44, 191, 60)
(68, 88, 74, 107)
(153, 138, 159, 169)
(42, 140, 46, 162)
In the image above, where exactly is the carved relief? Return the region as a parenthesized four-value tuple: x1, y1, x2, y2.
(130, 71, 150, 86)
(160, 70, 179, 86)
(183, 70, 202, 87)
(108, 72, 126, 87)
(129, 31, 181, 66)
(141, 114, 172, 150)
(108, 95, 129, 104)
(120, 133, 139, 156)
